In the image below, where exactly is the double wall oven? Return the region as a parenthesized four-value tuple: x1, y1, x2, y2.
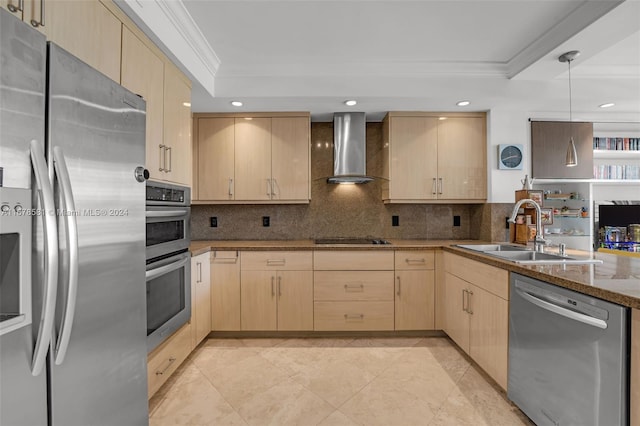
(145, 181, 191, 352)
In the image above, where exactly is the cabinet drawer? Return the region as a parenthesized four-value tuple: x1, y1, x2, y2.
(212, 250, 239, 264)
(314, 301, 394, 331)
(314, 271, 394, 301)
(314, 251, 394, 270)
(147, 323, 192, 398)
(395, 250, 435, 270)
(241, 251, 312, 271)
(444, 252, 509, 300)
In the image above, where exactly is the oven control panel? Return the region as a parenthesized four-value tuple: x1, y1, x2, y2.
(146, 182, 190, 205)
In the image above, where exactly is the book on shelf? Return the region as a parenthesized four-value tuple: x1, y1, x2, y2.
(593, 164, 640, 180)
(593, 137, 640, 151)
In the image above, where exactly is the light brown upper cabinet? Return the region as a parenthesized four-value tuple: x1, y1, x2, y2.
(193, 113, 311, 203)
(162, 62, 192, 187)
(382, 112, 487, 203)
(196, 118, 235, 201)
(271, 117, 311, 201)
(121, 27, 164, 182)
(234, 117, 272, 200)
(122, 28, 192, 187)
(5, 0, 122, 83)
(531, 121, 593, 179)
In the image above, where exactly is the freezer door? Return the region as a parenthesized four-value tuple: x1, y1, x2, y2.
(0, 9, 48, 426)
(46, 44, 148, 426)
(0, 8, 46, 189)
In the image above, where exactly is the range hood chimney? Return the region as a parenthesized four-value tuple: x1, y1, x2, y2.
(327, 112, 373, 184)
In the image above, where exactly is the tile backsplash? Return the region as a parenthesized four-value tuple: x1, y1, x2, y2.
(191, 122, 509, 241)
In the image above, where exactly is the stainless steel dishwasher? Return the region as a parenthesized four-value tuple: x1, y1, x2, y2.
(508, 273, 629, 426)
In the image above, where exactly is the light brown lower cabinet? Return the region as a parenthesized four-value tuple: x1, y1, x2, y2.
(631, 308, 640, 426)
(241, 270, 313, 331)
(314, 301, 394, 331)
(240, 251, 313, 331)
(211, 251, 241, 330)
(394, 250, 435, 330)
(191, 252, 211, 346)
(147, 322, 192, 399)
(443, 252, 509, 390)
(313, 251, 395, 331)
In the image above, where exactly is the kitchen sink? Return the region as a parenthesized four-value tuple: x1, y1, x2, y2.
(454, 244, 603, 265)
(455, 244, 529, 252)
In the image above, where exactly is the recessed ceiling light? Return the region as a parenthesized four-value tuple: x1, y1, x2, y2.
(231, 101, 243, 107)
(344, 100, 357, 106)
(456, 100, 470, 106)
(599, 103, 615, 108)
(439, 117, 447, 121)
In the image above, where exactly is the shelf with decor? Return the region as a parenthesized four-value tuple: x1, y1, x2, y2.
(530, 181, 594, 251)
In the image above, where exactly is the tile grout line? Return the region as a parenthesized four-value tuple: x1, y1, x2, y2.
(188, 348, 253, 425)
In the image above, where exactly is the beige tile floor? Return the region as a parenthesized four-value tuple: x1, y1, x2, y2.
(149, 337, 533, 426)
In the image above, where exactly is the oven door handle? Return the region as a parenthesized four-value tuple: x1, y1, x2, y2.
(146, 256, 190, 281)
(145, 209, 189, 218)
(515, 288, 607, 330)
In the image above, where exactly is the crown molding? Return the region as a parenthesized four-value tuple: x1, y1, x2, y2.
(218, 60, 508, 78)
(114, 0, 220, 97)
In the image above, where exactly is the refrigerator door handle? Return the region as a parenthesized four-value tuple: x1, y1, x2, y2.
(30, 139, 59, 376)
(52, 147, 79, 365)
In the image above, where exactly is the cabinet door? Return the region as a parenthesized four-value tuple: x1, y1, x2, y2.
(121, 27, 164, 182)
(163, 63, 192, 186)
(395, 270, 435, 330)
(277, 271, 313, 331)
(211, 251, 241, 331)
(1, 0, 23, 19)
(468, 285, 508, 390)
(235, 117, 272, 200)
(241, 270, 277, 330)
(271, 117, 310, 201)
(437, 117, 486, 200)
(34, 0, 121, 82)
(531, 121, 593, 179)
(443, 272, 470, 353)
(197, 118, 235, 201)
(389, 116, 438, 200)
(194, 255, 211, 344)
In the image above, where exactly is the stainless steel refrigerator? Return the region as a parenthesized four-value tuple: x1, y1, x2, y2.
(0, 9, 149, 425)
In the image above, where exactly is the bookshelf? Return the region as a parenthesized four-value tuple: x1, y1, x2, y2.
(592, 122, 640, 181)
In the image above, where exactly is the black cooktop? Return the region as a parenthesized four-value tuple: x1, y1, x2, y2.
(314, 238, 392, 245)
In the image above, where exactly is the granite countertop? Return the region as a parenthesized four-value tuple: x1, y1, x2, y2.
(189, 239, 478, 256)
(189, 239, 640, 309)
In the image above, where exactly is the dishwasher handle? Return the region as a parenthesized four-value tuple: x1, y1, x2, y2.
(515, 288, 607, 330)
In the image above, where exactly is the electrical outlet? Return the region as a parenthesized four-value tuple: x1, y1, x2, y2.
(210, 217, 217, 227)
(453, 215, 461, 227)
(262, 216, 270, 227)
(392, 215, 399, 226)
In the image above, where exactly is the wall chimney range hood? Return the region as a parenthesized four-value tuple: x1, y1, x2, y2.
(327, 112, 373, 184)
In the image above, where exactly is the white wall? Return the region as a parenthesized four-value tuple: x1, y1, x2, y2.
(487, 109, 640, 203)
(486, 109, 532, 203)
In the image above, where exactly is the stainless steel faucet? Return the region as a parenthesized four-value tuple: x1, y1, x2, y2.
(508, 198, 548, 252)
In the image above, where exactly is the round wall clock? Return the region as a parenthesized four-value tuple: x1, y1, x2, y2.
(498, 144, 524, 170)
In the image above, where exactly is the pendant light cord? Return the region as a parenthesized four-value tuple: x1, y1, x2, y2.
(568, 58, 573, 135)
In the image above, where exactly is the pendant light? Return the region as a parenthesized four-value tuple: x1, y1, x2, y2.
(559, 50, 580, 167)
